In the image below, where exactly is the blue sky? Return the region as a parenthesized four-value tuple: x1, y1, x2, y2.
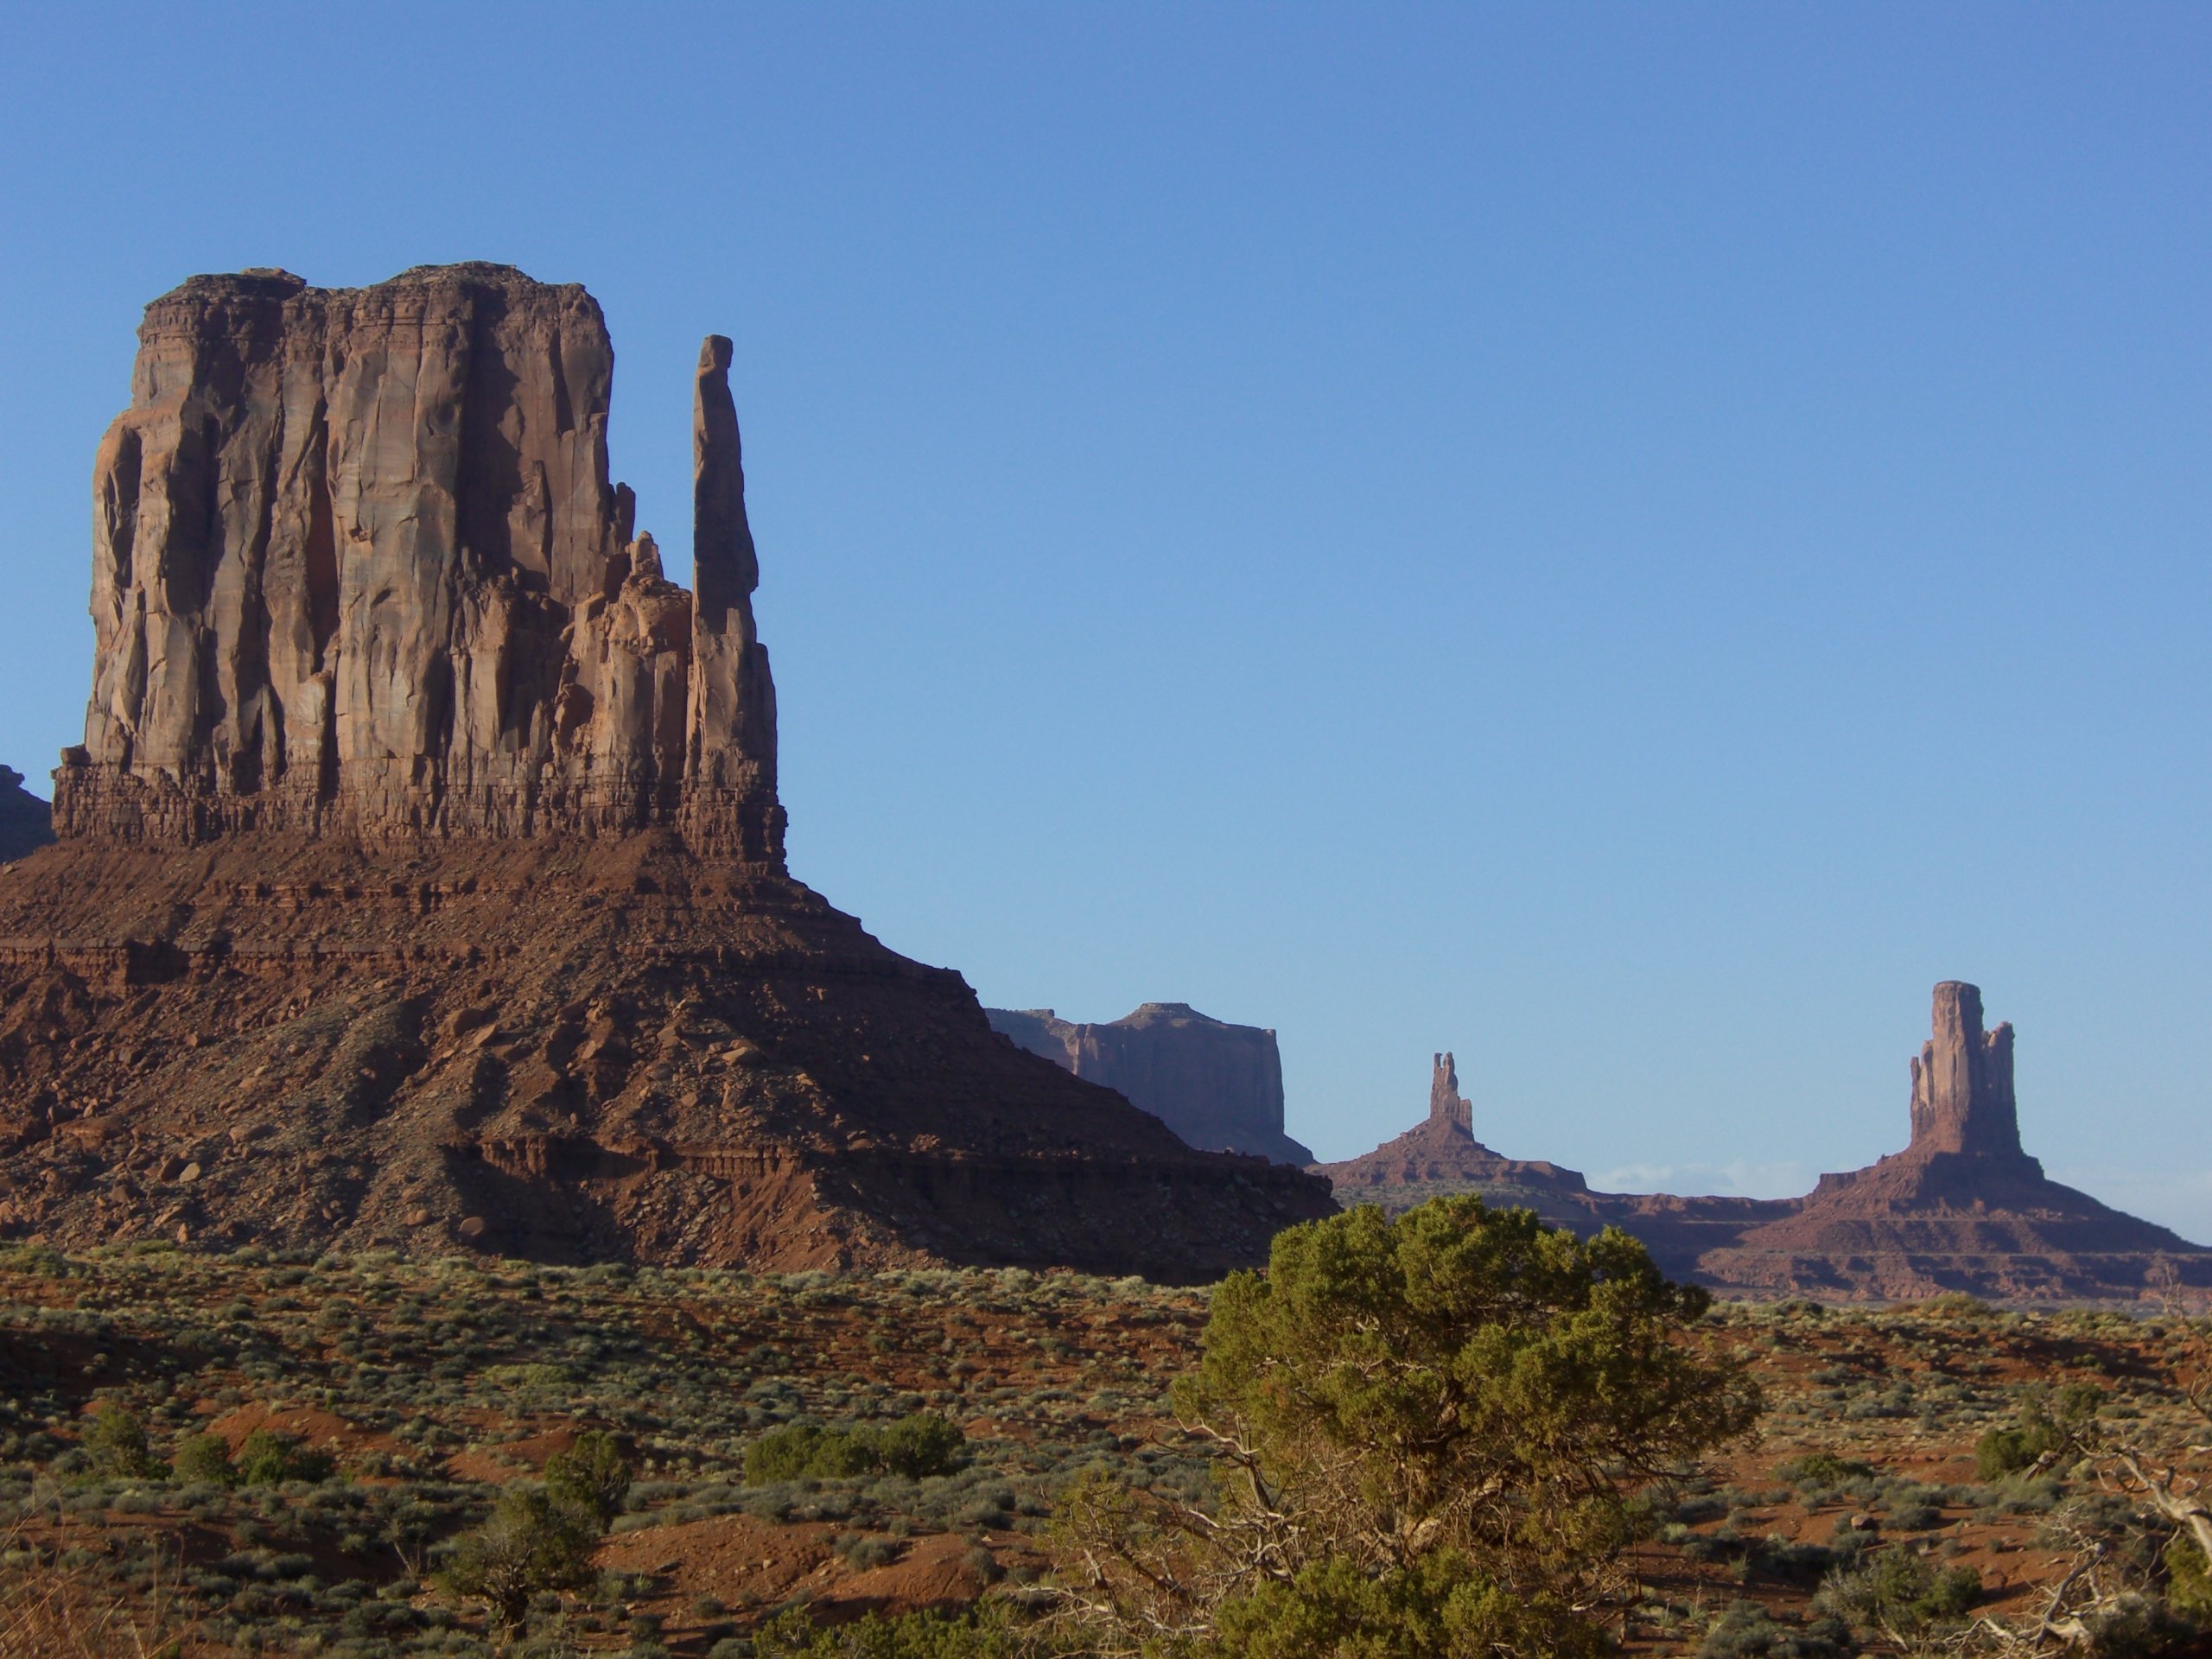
(3, 5, 2208, 1237)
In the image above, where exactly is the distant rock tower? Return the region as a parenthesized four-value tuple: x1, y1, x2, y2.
(1907, 982, 2023, 1158)
(1429, 1052, 1474, 1137)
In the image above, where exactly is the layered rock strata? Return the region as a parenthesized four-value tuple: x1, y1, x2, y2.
(986, 1003, 1313, 1165)
(0, 769, 54, 865)
(0, 266, 1334, 1277)
(1315, 986, 2212, 1303)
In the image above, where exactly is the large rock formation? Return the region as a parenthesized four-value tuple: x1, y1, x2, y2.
(1315, 986, 2212, 1303)
(0, 266, 1334, 1278)
(0, 769, 54, 865)
(986, 1003, 1313, 1165)
(56, 264, 780, 855)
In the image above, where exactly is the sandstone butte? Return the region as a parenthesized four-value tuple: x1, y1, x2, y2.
(985, 1002, 1313, 1166)
(1315, 982, 2212, 1304)
(0, 264, 1335, 1277)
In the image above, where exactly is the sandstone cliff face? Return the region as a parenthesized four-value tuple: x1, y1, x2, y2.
(1907, 981, 2020, 1157)
(0, 267, 1336, 1278)
(0, 769, 54, 864)
(57, 266, 780, 857)
(986, 1003, 1313, 1165)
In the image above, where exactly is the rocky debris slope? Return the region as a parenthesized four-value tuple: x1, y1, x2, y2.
(1314, 988, 2212, 1303)
(987, 1002, 1313, 1165)
(0, 769, 52, 864)
(0, 266, 1334, 1278)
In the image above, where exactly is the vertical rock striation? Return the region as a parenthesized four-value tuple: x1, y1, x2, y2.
(678, 336, 782, 860)
(1907, 981, 2020, 1158)
(54, 266, 782, 858)
(1429, 1051, 1473, 1135)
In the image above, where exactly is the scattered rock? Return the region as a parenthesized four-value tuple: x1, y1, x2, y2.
(457, 1217, 488, 1243)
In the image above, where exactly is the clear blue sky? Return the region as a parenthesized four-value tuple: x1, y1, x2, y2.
(4, 5, 2208, 1237)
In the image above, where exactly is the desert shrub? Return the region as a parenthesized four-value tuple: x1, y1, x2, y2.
(1778, 1452, 1873, 1488)
(2167, 1532, 2212, 1618)
(83, 1402, 156, 1478)
(171, 1433, 238, 1487)
(745, 1414, 966, 1484)
(752, 1601, 1028, 1658)
(439, 1487, 599, 1634)
(235, 1427, 333, 1485)
(2076, 1592, 2209, 1657)
(1812, 1546, 1980, 1643)
(1697, 1599, 1850, 1657)
(1211, 1550, 1611, 1659)
(544, 1429, 631, 1525)
(1053, 1197, 1762, 1655)
(1976, 1382, 2104, 1481)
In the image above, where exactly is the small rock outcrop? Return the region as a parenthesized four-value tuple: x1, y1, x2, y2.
(1315, 986, 2212, 1304)
(986, 1003, 1313, 1165)
(0, 769, 54, 863)
(0, 266, 1336, 1279)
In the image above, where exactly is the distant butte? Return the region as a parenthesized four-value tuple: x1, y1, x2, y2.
(0, 264, 1334, 1276)
(1314, 983, 2212, 1303)
(986, 1003, 1313, 1165)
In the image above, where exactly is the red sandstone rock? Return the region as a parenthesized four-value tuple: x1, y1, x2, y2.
(0, 266, 1335, 1279)
(1315, 991, 2212, 1304)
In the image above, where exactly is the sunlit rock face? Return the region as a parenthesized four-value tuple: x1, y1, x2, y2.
(59, 265, 779, 857)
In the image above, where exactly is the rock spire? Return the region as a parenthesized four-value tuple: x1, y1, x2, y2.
(1429, 1051, 1473, 1135)
(1906, 981, 2022, 1158)
(54, 265, 781, 859)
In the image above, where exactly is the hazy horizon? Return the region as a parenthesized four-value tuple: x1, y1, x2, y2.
(4, 5, 2206, 1239)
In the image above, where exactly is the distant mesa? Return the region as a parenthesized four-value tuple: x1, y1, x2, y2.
(0, 768, 54, 864)
(986, 1003, 1313, 1165)
(0, 264, 1334, 1277)
(1315, 982, 2212, 1303)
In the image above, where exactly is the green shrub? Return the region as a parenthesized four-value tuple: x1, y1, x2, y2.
(1211, 1552, 1612, 1659)
(171, 1432, 238, 1487)
(544, 1429, 631, 1525)
(234, 1427, 333, 1485)
(2167, 1532, 2212, 1619)
(1697, 1599, 1849, 1657)
(1976, 1382, 2104, 1481)
(439, 1487, 599, 1635)
(750, 1601, 1035, 1658)
(1813, 1546, 1980, 1641)
(83, 1402, 156, 1478)
(1778, 1452, 1873, 1487)
(744, 1414, 967, 1485)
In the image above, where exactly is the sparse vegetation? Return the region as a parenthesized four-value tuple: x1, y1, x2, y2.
(0, 1232, 2203, 1653)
